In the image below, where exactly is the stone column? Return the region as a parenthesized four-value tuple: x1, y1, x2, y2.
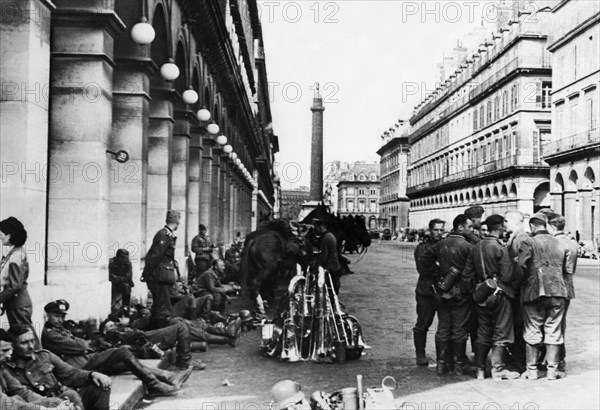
(223, 160, 232, 245)
(551, 192, 564, 216)
(147, 90, 174, 248)
(172, 111, 191, 265)
(0, 0, 54, 327)
(110, 58, 153, 302)
(580, 189, 593, 243)
(218, 155, 228, 244)
(563, 191, 578, 235)
(200, 140, 213, 227)
(210, 150, 221, 242)
(187, 130, 203, 263)
(46, 1, 125, 320)
(594, 188, 600, 249)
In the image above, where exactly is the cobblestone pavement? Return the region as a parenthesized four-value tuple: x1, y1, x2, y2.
(136, 242, 600, 410)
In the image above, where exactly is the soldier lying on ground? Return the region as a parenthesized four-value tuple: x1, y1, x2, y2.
(4, 325, 111, 410)
(124, 305, 242, 348)
(40, 300, 183, 397)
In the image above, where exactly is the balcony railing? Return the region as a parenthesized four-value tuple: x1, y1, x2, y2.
(407, 154, 541, 194)
(543, 128, 600, 156)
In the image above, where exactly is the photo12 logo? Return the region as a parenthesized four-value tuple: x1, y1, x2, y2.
(255, 1, 340, 24)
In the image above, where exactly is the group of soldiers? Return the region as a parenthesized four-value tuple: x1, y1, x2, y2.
(0, 210, 248, 409)
(413, 205, 577, 381)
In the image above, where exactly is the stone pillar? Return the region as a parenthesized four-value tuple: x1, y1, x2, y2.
(187, 131, 202, 263)
(200, 140, 213, 227)
(210, 150, 221, 242)
(594, 188, 600, 249)
(223, 160, 232, 245)
(310, 88, 325, 201)
(46, 1, 125, 320)
(109, 59, 152, 302)
(147, 90, 174, 249)
(564, 191, 578, 235)
(218, 155, 228, 244)
(551, 192, 564, 216)
(580, 189, 593, 243)
(0, 0, 54, 327)
(172, 111, 191, 265)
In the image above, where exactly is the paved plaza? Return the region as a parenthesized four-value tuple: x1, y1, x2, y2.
(136, 242, 600, 410)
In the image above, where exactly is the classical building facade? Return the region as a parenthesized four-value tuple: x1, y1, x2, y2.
(280, 187, 310, 220)
(337, 162, 380, 230)
(407, 6, 555, 229)
(376, 122, 410, 234)
(323, 161, 349, 213)
(0, 0, 278, 323)
(544, 0, 600, 246)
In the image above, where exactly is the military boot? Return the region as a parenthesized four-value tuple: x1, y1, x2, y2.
(546, 344, 566, 380)
(413, 331, 429, 366)
(520, 344, 540, 380)
(123, 354, 179, 397)
(203, 333, 236, 347)
(491, 346, 520, 380)
(475, 343, 491, 380)
(148, 368, 179, 386)
(558, 343, 567, 373)
(435, 341, 449, 376)
(453, 341, 475, 376)
(190, 342, 209, 352)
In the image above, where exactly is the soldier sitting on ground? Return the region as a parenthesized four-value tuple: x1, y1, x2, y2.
(0, 329, 69, 410)
(40, 299, 181, 397)
(4, 325, 112, 410)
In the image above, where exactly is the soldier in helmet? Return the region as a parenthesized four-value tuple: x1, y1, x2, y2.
(108, 248, 134, 318)
(142, 210, 181, 329)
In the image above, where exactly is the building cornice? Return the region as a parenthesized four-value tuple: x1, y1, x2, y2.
(547, 12, 600, 52)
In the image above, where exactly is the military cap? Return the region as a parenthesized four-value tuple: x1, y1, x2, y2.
(484, 214, 505, 227)
(44, 299, 70, 315)
(464, 205, 485, 219)
(529, 212, 548, 225)
(166, 210, 181, 224)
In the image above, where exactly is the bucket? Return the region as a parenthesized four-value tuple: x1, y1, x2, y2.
(341, 387, 358, 410)
(262, 324, 274, 343)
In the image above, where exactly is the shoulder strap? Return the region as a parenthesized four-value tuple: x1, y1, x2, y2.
(479, 242, 487, 278)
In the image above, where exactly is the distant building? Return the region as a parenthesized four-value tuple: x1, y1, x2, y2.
(324, 161, 350, 213)
(337, 162, 380, 230)
(377, 121, 411, 234)
(407, 5, 556, 229)
(281, 187, 310, 220)
(544, 0, 600, 246)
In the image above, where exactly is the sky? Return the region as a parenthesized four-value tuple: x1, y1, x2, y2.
(259, 0, 501, 188)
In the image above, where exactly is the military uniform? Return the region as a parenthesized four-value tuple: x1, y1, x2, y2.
(462, 234, 519, 379)
(412, 237, 439, 365)
(4, 349, 109, 410)
(193, 268, 227, 313)
(517, 227, 569, 379)
(142, 226, 178, 328)
(108, 249, 134, 317)
(421, 232, 474, 375)
(191, 233, 213, 278)
(0, 367, 64, 409)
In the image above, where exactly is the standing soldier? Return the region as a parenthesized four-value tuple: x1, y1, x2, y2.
(517, 212, 569, 380)
(412, 218, 445, 366)
(462, 215, 520, 380)
(504, 210, 530, 372)
(191, 225, 213, 282)
(142, 210, 180, 329)
(313, 220, 343, 295)
(464, 206, 485, 244)
(548, 215, 578, 375)
(421, 214, 474, 376)
(108, 249, 134, 318)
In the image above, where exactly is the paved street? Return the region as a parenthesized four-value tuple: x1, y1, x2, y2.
(136, 242, 600, 410)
